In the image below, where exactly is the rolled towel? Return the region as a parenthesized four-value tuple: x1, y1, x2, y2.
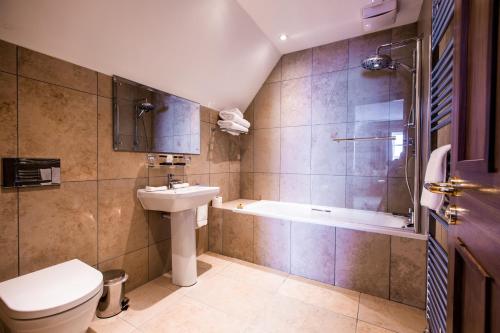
(217, 120, 249, 133)
(420, 144, 451, 211)
(219, 113, 250, 128)
(220, 108, 243, 119)
(145, 186, 167, 192)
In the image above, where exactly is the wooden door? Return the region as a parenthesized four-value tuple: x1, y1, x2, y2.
(448, 0, 500, 332)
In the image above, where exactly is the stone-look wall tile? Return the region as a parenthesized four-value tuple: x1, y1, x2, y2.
(208, 207, 223, 253)
(311, 70, 348, 124)
(99, 247, 148, 292)
(388, 177, 412, 215)
(243, 100, 255, 124)
(281, 126, 311, 174)
(222, 210, 254, 262)
(335, 229, 390, 298)
(347, 67, 390, 123)
(209, 130, 230, 173)
(346, 121, 389, 177)
(196, 225, 209, 256)
(281, 77, 311, 127)
(18, 48, 97, 94)
(186, 173, 210, 186)
(229, 160, 241, 173)
(240, 132, 253, 173)
(266, 58, 282, 83)
(280, 126, 311, 174)
(148, 212, 171, 245)
(282, 49, 312, 80)
(0, 72, 17, 161)
(311, 175, 346, 207)
(209, 173, 229, 202)
(19, 181, 98, 274)
(18, 78, 97, 181)
(312, 40, 348, 74)
(346, 176, 387, 212)
(390, 236, 427, 309)
(348, 30, 392, 69)
(200, 106, 211, 123)
(240, 172, 254, 199)
(228, 172, 241, 201)
(98, 97, 147, 179)
(148, 239, 172, 280)
(253, 128, 280, 173)
(280, 174, 311, 204)
(0, 190, 18, 282)
(311, 124, 347, 175)
(97, 73, 113, 98)
(186, 122, 210, 175)
(388, 121, 414, 178)
(291, 222, 335, 284)
(254, 173, 280, 200)
(0, 40, 17, 74)
(389, 68, 413, 123)
(209, 109, 220, 124)
(254, 82, 281, 129)
(98, 178, 148, 262)
(254, 217, 291, 272)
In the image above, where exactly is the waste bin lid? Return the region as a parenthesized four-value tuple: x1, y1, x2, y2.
(102, 270, 126, 285)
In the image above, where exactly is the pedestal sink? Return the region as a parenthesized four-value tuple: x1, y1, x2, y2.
(137, 186, 219, 286)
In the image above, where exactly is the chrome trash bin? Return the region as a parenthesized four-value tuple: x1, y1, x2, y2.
(96, 270, 129, 318)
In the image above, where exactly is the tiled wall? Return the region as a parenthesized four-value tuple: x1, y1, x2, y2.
(0, 39, 239, 290)
(209, 206, 427, 309)
(240, 24, 417, 214)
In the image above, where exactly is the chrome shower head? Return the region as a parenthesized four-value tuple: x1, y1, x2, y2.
(361, 53, 393, 70)
(136, 99, 155, 118)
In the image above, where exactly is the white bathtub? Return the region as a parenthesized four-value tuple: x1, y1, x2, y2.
(233, 200, 427, 240)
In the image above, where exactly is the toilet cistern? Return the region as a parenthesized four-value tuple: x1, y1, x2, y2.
(137, 185, 219, 286)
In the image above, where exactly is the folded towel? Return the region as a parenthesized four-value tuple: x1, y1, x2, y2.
(145, 186, 167, 192)
(421, 144, 451, 211)
(220, 108, 243, 119)
(172, 182, 190, 189)
(196, 204, 208, 228)
(217, 120, 249, 133)
(219, 113, 250, 128)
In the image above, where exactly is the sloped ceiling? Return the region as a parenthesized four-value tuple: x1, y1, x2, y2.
(237, 0, 424, 54)
(0, 0, 280, 111)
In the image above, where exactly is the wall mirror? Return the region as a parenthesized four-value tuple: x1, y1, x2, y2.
(113, 76, 201, 154)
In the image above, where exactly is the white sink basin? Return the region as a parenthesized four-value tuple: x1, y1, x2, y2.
(137, 186, 220, 212)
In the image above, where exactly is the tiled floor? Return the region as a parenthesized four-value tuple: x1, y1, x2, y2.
(88, 252, 426, 333)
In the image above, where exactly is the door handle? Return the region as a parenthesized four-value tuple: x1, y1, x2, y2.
(424, 177, 480, 196)
(444, 205, 459, 224)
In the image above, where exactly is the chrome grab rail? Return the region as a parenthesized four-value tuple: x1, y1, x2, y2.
(331, 135, 396, 142)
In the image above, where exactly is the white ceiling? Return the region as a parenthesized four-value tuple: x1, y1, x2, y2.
(237, 0, 424, 54)
(0, 0, 280, 112)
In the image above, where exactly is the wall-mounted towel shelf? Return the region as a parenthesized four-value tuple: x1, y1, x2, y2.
(211, 127, 248, 135)
(331, 135, 396, 142)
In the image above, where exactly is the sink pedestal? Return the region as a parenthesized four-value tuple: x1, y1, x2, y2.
(170, 209, 197, 287)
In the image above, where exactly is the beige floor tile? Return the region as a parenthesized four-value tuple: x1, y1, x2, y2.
(184, 274, 274, 324)
(87, 316, 136, 333)
(220, 259, 288, 293)
(279, 276, 360, 318)
(358, 294, 426, 333)
(138, 297, 246, 333)
(119, 277, 185, 327)
(196, 252, 233, 280)
(356, 321, 397, 333)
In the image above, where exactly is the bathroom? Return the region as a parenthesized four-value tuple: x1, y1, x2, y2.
(1, 0, 499, 332)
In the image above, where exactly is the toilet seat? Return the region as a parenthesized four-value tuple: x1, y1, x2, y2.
(0, 259, 103, 320)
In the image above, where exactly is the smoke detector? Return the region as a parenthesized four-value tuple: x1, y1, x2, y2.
(361, 0, 398, 32)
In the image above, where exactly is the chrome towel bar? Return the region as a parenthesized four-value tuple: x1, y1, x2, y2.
(331, 135, 396, 142)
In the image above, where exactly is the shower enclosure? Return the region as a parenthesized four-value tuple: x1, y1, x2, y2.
(359, 37, 423, 233)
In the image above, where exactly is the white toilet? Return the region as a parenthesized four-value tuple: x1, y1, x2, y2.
(0, 259, 103, 333)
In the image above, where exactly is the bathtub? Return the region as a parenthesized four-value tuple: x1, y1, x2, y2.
(233, 200, 427, 240)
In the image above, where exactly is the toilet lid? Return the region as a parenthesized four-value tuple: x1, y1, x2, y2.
(0, 259, 103, 320)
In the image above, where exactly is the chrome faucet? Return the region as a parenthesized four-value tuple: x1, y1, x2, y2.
(166, 173, 182, 189)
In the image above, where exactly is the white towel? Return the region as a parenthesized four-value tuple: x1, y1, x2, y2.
(145, 186, 167, 192)
(196, 204, 208, 228)
(217, 120, 249, 133)
(420, 144, 451, 211)
(220, 108, 243, 119)
(219, 112, 250, 128)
